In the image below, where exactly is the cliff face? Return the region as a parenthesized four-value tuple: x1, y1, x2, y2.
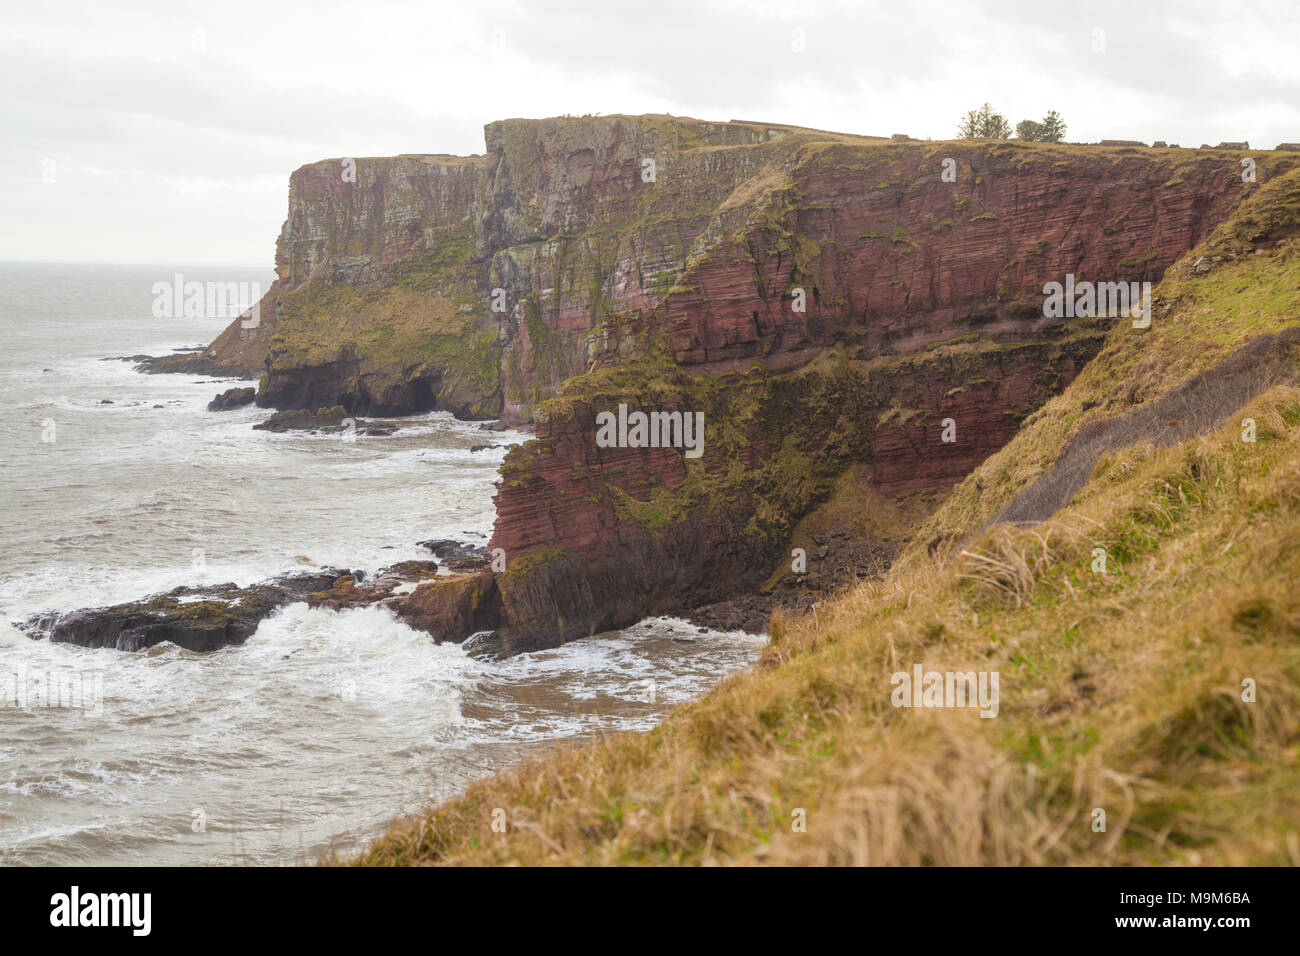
(201, 116, 883, 417)
(478, 328, 1104, 651)
(204, 153, 493, 415)
(480, 116, 814, 421)
(660, 143, 1241, 373)
(203, 119, 1282, 421)
(196, 115, 1300, 651)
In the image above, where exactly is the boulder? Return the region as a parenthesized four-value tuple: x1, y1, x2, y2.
(389, 573, 500, 644)
(207, 387, 256, 411)
(252, 406, 350, 432)
(18, 570, 349, 653)
(417, 539, 490, 569)
(305, 560, 441, 611)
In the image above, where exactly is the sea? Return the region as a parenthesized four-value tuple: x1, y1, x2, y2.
(0, 261, 765, 866)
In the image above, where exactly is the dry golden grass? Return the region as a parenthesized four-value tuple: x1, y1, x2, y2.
(346, 386, 1300, 866)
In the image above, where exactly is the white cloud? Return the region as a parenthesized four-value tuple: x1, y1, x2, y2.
(2, 0, 1298, 263)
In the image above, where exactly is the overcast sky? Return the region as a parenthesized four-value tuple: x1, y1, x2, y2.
(4, 0, 1298, 265)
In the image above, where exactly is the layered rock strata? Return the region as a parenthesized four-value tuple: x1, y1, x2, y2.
(175, 116, 1300, 653)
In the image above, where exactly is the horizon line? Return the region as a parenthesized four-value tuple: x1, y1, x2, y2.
(0, 258, 273, 269)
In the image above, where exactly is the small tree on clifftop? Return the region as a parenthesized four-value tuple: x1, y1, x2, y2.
(1016, 111, 1068, 142)
(1015, 119, 1043, 141)
(958, 103, 1012, 139)
(1039, 110, 1066, 142)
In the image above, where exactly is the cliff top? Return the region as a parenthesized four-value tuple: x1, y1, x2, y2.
(291, 115, 1287, 181)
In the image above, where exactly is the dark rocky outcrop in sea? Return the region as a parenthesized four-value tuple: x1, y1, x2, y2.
(131, 349, 244, 378)
(417, 539, 490, 570)
(207, 386, 256, 411)
(249, 406, 395, 435)
(18, 570, 353, 653)
(303, 560, 501, 657)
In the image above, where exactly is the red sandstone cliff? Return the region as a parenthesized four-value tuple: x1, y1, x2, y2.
(188, 116, 1300, 652)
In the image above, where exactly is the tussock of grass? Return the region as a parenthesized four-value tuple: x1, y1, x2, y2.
(348, 386, 1300, 866)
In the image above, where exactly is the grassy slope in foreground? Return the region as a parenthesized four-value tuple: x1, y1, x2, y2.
(349, 169, 1300, 867)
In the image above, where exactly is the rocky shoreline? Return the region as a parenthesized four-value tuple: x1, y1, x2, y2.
(27, 341, 913, 658)
(16, 520, 897, 657)
(17, 570, 349, 653)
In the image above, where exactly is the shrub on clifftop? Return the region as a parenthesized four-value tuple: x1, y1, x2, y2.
(1017, 111, 1067, 142)
(958, 103, 1012, 139)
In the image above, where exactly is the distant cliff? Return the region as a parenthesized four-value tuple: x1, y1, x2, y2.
(196, 116, 1299, 651)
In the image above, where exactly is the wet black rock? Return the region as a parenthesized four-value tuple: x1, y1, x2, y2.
(133, 350, 242, 377)
(252, 406, 349, 432)
(684, 594, 777, 634)
(250, 408, 398, 436)
(416, 538, 490, 570)
(207, 387, 256, 411)
(461, 629, 503, 660)
(17, 570, 350, 653)
(417, 538, 462, 556)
